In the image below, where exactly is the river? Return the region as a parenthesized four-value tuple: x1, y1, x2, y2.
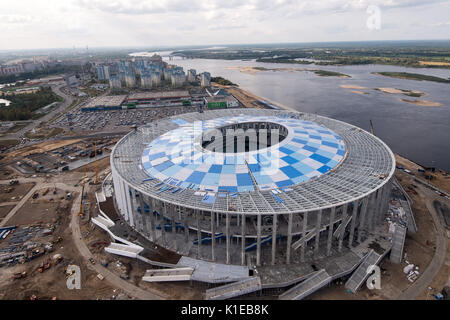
(131, 52, 450, 171)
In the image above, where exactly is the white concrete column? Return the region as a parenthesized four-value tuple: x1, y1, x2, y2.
(338, 203, 348, 252)
(314, 209, 323, 258)
(196, 209, 201, 259)
(241, 214, 246, 266)
(300, 211, 308, 262)
(271, 214, 277, 265)
(348, 199, 359, 247)
(286, 213, 293, 264)
(211, 211, 216, 262)
(357, 197, 369, 243)
(226, 213, 230, 264)
(326, 207, 336, 256)
(256, 214, 262, 266)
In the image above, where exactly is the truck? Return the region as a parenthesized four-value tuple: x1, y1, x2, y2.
(12, 271, 27, 280)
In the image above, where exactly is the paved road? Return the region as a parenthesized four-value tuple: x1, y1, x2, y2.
(397, 185, 448, 300)
(69, 184, 167, 300)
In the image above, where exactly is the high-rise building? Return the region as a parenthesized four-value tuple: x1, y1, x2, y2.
(141, 73, 152, 89)
(200, 72, 211, 87)
(109, 75, 121, 89)
(171, 72, 185, 88)
(96, 65, 110, 80)
(125, 69, 136, 87)
(187, 69, 197, 82)
(151, 71, 161, 87)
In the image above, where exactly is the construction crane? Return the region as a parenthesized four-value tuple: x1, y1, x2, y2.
(94, 141, 98, 184)
(78, 169, 86, 217)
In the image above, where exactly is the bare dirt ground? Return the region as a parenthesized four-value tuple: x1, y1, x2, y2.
(395, 153, 450, 194)
(0, 205, 15, 220)
(0, 183, 122, 300)
(73, 156, 110, 173)
(77, 181, 204, 300)
(309, 168, 446, 300)
(0, 182, 35, 203)
(2, 139, 81, 161)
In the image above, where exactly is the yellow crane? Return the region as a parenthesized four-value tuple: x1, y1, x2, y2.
(78, 169, 86, 217)
(94, 141, 98, 184)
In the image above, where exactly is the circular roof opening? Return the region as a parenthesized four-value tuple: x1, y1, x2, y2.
(200, 121, 289, 154)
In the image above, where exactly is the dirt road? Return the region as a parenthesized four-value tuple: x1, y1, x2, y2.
(69, 185, 168, 300)
(397, 185, 448, 299)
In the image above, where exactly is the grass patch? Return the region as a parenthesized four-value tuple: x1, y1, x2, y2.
(211, 76, 238, 86)
(373, 72, 450, 83)
(312, 70, 351, 78)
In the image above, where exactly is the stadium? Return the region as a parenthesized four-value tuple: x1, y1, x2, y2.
(108, 108, 396, 297)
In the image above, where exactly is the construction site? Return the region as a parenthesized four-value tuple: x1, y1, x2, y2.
(0, 75, 448, 301)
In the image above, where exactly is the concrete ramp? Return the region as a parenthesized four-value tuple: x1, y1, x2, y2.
(92, 216, 114, 229)
(333, 215, 352, 239)
(399, 199, 417, 233)
(345, 249, 382, 293)
(142, 267, 194, 282)
(205, 276, 262, 300)
(390, 224, 407, 264)
(177, 256, 249, 284)
(278, 269, 331, 300)
(105, 242, 143, 258)
(291, 231, 315, 250)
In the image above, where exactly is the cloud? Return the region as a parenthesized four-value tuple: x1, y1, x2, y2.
(1, 0, 449, 49)
(0, 14, 36, 24)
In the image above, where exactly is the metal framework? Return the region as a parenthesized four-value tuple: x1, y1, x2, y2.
(110, 109, 396, 267)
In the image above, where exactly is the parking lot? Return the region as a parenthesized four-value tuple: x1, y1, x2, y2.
(51, 105, 198, 133)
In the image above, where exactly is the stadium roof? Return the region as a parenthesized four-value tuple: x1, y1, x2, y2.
(111, 108, 395, 215)
(141, 116, 346, 192)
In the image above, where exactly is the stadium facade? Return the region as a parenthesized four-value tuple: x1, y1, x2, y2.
(110, 108, 395, 269)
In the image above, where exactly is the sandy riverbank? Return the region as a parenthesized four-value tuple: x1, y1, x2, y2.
(339, 84, 368, 90)
(226, 66, 307, 75)
(213, 82, 296, 112)
(377, 87, 425, 97)
(399, 99, 443, 107)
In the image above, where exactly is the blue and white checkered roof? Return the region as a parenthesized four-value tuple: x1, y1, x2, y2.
(141, 115, 346, 192)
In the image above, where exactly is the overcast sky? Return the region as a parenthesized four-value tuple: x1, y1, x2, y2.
(1, 0, 450, 50)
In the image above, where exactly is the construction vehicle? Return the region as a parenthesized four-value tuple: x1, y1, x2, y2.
(89, 257, 96, 265)
(37, 258, 51, 272)
(12, 271, 27, 280)
(4, 187, 13, 193)
(52, 254, 63, 265)
(42, 188, 49, 196)
(43, 258, 51, 270)
(52, 236, 63, 244)
(32, 193, 39, 199)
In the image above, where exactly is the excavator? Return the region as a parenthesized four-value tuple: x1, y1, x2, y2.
(37, 258, 51, 273)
